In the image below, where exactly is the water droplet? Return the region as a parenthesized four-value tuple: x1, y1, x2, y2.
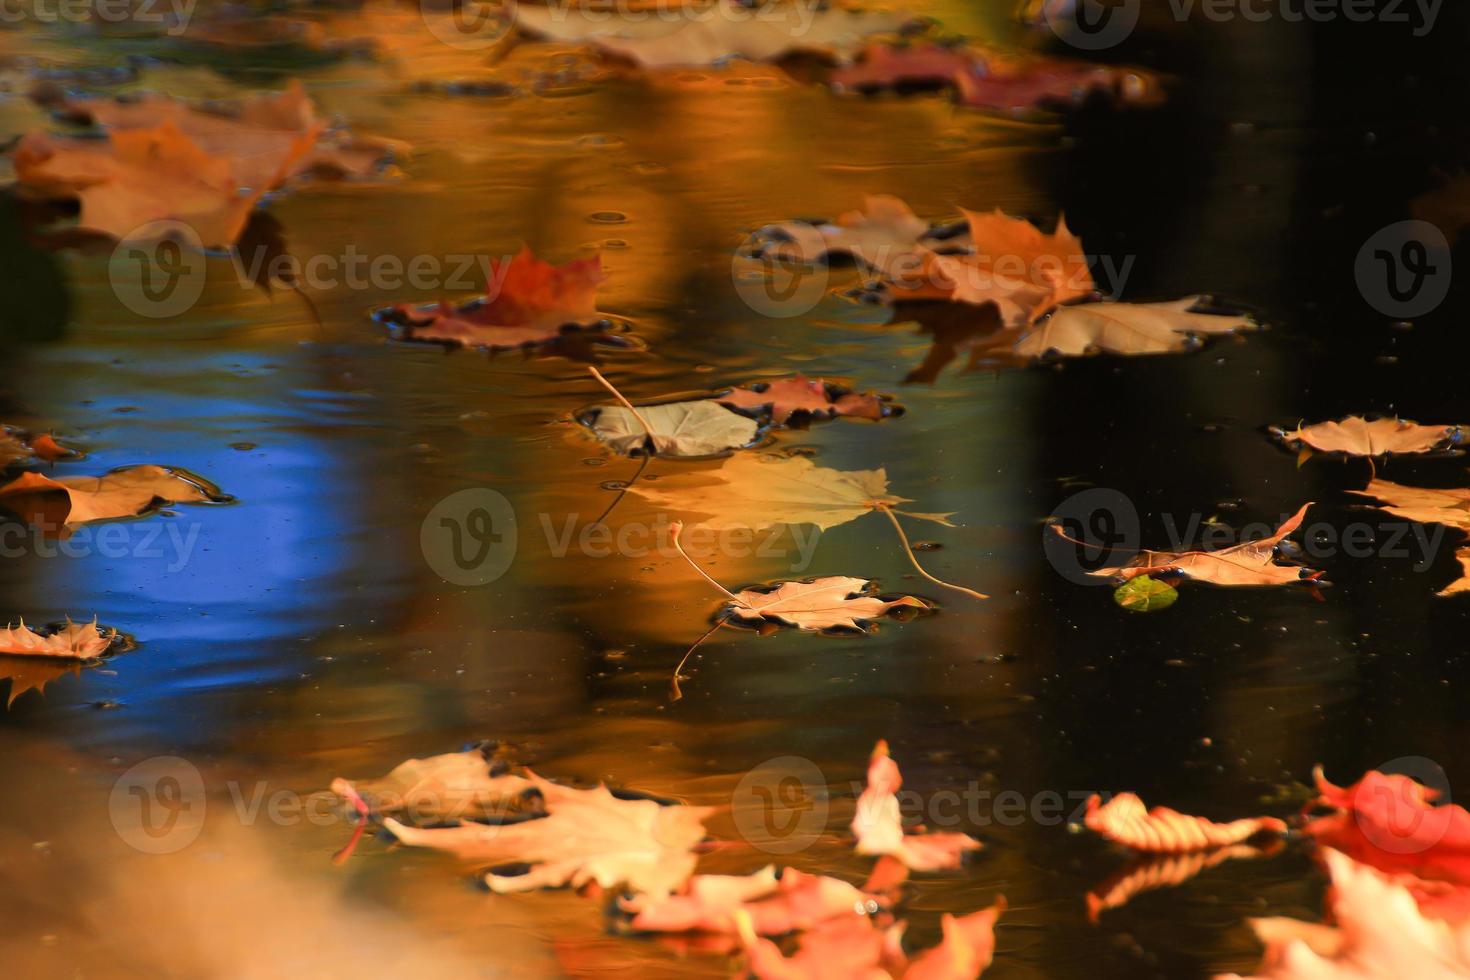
(229, 441, 257, 451)
(589, 210, 627, 224)
(582, 457, 607, 467)
(602, 239, 629, 249)
(600, 480, 630, 491)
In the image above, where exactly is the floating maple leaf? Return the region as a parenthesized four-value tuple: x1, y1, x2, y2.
(752, 195, 964, 280)
(715, 376, 894, 424)
(1064, 503, 1320, 588)
(0, 464, 225, 529)
(0, 618, 115, 659)
(1083, 792, 1286, 853)
(852, 740, 980, 871)
(622, 865, 885, 935)
(515, 1, 915, 68)
(953, 57, 1162, 113)
(382, 772, 712, 898)
(12, 121, 290, 246)
(1346, 480, 1470, 596)
(887, 209, 1093, 326)
(55, 80, 398, 191)
(1014, 298, 1256, 358)
(1218, 850, 1470, 980)
(726, 576, 928, 632)
(378, 246, 624, 355)
(0, 425, 78, 467)
(0, 618, 122, 707)
(1277, 417, 1465, 458)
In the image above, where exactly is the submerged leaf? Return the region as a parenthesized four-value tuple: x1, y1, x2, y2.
(1113, 575, 1178, 613)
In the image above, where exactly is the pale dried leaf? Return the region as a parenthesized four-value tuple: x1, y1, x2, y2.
(1016, 298, 1254, 358)
(590, 400, 759, 457)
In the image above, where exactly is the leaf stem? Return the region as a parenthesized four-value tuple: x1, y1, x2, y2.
(668, 521, 743, 602)
(875, 505, 988, 600)
(671, 617, 726, 702)
(587, 365, 662, 455)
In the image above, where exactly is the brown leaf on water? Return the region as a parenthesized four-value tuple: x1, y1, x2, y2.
(13, 121, 287, 247)
(1015, 298, 1255, 358)
(0, 619, 120, 707)
(727, 576, 927, 632)
(852, 741, 980, 871)
(715, 376, 893, 424)
(383, 773, 713, 898)
(1346, 480, 1470, 596)
(0, 464, 225, 529)
(57, 80, 400, 188)
(379, 245, 619, 353)
(754, 195, 962, 280)
(887, 210, 1093, 327)
(1083, 792, 1287, 853)
(1, 425, 79, 467)
(953, 56, 1163, 114)
(515, 1, 915, 69)
(1277, 417, 1464, 458)
(1068, 503, 1320, 588)
(0, 618, 114, 659)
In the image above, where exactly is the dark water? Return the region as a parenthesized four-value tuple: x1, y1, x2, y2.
(1, 3, 1469, 977)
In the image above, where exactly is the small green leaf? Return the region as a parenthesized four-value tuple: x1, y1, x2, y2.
(1113, 575, 1178, 613)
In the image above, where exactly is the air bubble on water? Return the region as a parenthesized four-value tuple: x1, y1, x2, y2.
(589, 210, 627, 224)
(600, 480, 630, 491)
